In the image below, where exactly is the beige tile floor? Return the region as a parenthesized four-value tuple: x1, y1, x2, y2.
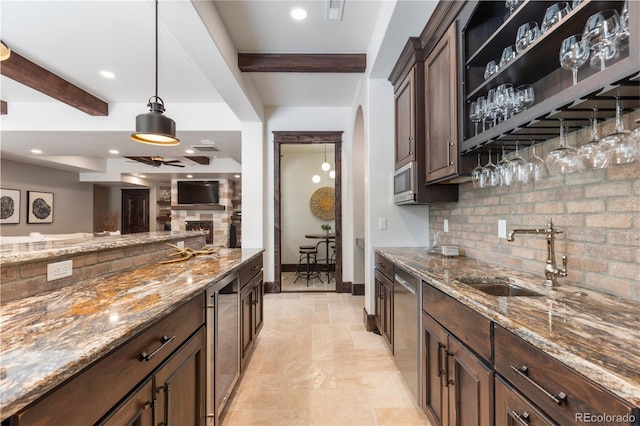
(221, 293, 431, 426)
(281, 271, 336, 292)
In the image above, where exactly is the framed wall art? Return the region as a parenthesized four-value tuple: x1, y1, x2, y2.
(27, 191, 54, 224)
(0, 188, 21, 224)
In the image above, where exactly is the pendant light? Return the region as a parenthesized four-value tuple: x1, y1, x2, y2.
(321, 144, 331, 171)
(131, 0, 179, 146)
(0, 41, 10, 61)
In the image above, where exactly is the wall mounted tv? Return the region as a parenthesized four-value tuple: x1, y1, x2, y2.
(177, 180, 219, 205)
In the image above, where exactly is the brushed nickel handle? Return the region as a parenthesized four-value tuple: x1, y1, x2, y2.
(139, 335, 175, 362)
(448, 141, 455, 165)
(509, 410, 530, 425)
(511, 365, 567, 405)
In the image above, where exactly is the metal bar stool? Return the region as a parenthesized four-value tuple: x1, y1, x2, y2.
(294, 245, 323, 286)
(327, 243, 336, 282)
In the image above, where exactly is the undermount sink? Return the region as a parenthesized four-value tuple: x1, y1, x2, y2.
(455, 276, 543, 297)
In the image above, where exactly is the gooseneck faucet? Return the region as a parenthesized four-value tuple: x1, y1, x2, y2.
(507, 217, 567, 287)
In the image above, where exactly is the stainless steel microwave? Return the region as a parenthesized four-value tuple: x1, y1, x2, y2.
(394, 162, 418, 204)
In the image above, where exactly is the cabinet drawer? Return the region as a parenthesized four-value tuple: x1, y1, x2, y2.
(239, 255, 263, 287)
(494, 325, 636, 426)
(421, 283, 491, 362)
(375, 253, 393, 280)
(495, 376, 557, 426)
(17, 295, 205, 426)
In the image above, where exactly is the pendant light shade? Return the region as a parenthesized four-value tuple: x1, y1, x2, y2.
(131, 0, 179, 146)
(0, 40, 11, 61)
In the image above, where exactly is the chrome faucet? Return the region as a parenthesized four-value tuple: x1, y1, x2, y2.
(507, 217, 567, 287)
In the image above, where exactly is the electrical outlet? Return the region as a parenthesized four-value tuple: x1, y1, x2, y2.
(444, 219, 449, 233)
(378, 218, 387, 230)
(498, 220, 507, 239)
(47, 260, 73, 281)
(176, 240, 184, 249)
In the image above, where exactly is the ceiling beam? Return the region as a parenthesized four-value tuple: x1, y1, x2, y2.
(0, 51, 108, 116)
(238, 53, 366, 73)
(184, 156, 210, 165)
(1, 101, 6, 115)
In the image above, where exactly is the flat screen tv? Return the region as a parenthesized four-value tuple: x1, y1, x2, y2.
(177, 180, 219, 205)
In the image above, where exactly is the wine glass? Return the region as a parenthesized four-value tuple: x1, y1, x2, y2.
(583, 9, 621, 72)
(546, 118, 584, 174)
(484, 60, 499, 80)
(560, 34, 590, 85)
(526, 142, 546, 182)
(469, 100, 482, 136)
(471, 154, 486, 188)
(629, 117, 640, 157)
(515, 84, 534, 113)
(482, 150, 500, 187)
(500, 45, 517, 69)
(508, 141, 528, 183)
(497, 147, 513, 186)
(598, 97, 637, 165)
(495, 84, 514, 122)
(617, 0, 630, 52)
(505, 0, 520, 17)
(541, 2, 572, 33)
(577, 108, 610, 168)
(515, 22, 540, 53)
(477, 96, 487, 132)
(486, 88, 498, 127)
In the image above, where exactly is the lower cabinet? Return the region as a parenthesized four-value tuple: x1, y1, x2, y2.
(240, 267, 264, 371)
(421, 312, 493, 426)
(374, 269, 393, 351)
(495, 376, 556, 426)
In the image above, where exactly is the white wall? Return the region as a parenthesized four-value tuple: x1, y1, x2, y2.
(0, 159, 94, 235)
(281, 150, 335, 264)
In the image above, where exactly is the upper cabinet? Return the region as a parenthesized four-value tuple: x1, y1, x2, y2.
(459, 0, 640, 154)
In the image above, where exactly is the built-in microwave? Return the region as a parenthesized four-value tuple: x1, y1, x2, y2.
(394, 162, 418, 204)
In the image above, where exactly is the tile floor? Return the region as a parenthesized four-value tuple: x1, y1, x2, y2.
(220, 292, 431, 426)
(280, 271, 336, 292)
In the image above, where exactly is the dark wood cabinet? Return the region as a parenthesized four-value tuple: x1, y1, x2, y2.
(239, 257, 264, 371)
(394, 64, 417, 169)
(98, 379, 154, 426)
(374, 253, 393, 351)
(421, 311, 493, 426)
(424, 22, 460, 183)
(495, 376, 556, 426)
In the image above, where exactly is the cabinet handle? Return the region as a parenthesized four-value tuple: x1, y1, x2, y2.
(139, 335, 176, 362)
(510, 365, 567, 405)
(508, 410, 531, 425)
(437, 343, 445, 378)
(444, 349, 454, 387)
(251, 264, 260, 271)
(447, 141, 455, 166)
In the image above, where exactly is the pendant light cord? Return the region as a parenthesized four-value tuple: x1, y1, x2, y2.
(155, 0, 159, 99)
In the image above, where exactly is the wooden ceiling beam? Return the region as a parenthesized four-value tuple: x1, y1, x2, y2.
(0, 51, 108, 116)
(238, 53, 366, 73)
(1, 101, 6, 115)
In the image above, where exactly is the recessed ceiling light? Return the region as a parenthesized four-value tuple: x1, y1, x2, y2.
(290, 7, 307, 20)
(30, 149, 42, 154)
(234, 174, 241, 178)
(99, 70, 116, 79)
(186, 174, 193, 178)
(139, 174, 146, 178)
(185, 149, 194, 154)
(109, 149, 119, 154)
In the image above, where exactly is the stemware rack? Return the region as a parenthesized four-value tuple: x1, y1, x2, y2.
(460, 0, 639, 155)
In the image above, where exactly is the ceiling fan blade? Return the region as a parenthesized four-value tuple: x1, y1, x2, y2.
(124, 156, 154, 165)
(166, 163, 185, 168)
(163, 160, 182, 164)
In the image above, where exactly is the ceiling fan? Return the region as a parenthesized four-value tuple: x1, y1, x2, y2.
(125, 156, 185, 168)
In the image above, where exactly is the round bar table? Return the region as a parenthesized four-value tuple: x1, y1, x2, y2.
(304, 233, 335, 281)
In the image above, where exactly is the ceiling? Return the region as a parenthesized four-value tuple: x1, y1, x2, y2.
(0, 0, 437, 183)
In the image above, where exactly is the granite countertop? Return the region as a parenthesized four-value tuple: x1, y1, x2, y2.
(375, 247, 640, 407)
(0, 231, 205, 264)
(0, 247, 263, 421)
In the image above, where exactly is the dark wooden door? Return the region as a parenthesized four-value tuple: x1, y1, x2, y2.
(154, 328, 205, 426)
(422, 312, 448, 426)
(394, 68, 416, 169)
(122, 189, 149, 234)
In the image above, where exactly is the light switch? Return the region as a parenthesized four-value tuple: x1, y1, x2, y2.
(444, 219, 449, 233)
(378, 218, 387, 230)
(498, 220, 507, 239)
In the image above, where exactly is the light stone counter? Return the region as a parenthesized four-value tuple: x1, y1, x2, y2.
(0, 247, 263, 421)
(375, 247, 640, 408)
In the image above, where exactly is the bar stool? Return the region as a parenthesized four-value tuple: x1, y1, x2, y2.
(327, 243, 336, 282)
(294, 245, 323, 286)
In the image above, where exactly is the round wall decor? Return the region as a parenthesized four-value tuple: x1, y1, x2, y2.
(310, 186, 335, 221)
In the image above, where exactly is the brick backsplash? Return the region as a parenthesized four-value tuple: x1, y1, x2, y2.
(430, 111, 640, 301)
(0, 235, 205, 303)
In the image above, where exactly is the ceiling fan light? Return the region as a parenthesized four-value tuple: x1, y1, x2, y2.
(0, 41, 10, 61)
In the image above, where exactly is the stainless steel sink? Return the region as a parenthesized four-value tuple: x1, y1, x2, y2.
(455, 276, 543, 297)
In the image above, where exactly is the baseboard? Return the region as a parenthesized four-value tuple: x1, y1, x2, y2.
(264, 281, 279, 293)
(351, 283, 364, 295)
(363, 307, 377, 332)
(338, 281, 352, 293)
(281, 264, 298, 272)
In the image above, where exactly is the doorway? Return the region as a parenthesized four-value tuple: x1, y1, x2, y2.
(121, 189, 149, 234)
(273, 131, 343, 293)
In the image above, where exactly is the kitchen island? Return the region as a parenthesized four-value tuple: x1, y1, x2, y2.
(0, 233, 263, 424)
(375, 247, 640, 423)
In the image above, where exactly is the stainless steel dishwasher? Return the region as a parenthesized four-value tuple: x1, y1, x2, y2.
(393, 266, 420, 404)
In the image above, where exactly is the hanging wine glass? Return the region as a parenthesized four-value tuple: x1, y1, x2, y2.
(546, 118, 584, 174)
(508, 141, 528, 183)
(598, 97, 637, 165)
(560, 34, 590, 85)
(526, 142, 546, 182)
(628, 116, 640, 157)
(481, 150, 500, 187)
(583, 9, 621, 72)
(471, 154, 486, 188)
(577, 108, 610, 168)
(497, 146, 513, 186)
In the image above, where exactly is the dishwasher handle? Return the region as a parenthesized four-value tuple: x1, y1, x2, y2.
(395, 274, 416, 295)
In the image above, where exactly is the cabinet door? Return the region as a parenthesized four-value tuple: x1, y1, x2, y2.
(446, 335, 493, 426)
(421, 312, 448, 426)
(240, 282, 255, 371)
(382, 279, 393, 351)
(425, 22, 458, 183)
(495, 377, 557, 426)
(252, 274, 264, 337)
(395, 68, 416, 169)
(154, 327, 206, 426)
(98, 379, 153, 426)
